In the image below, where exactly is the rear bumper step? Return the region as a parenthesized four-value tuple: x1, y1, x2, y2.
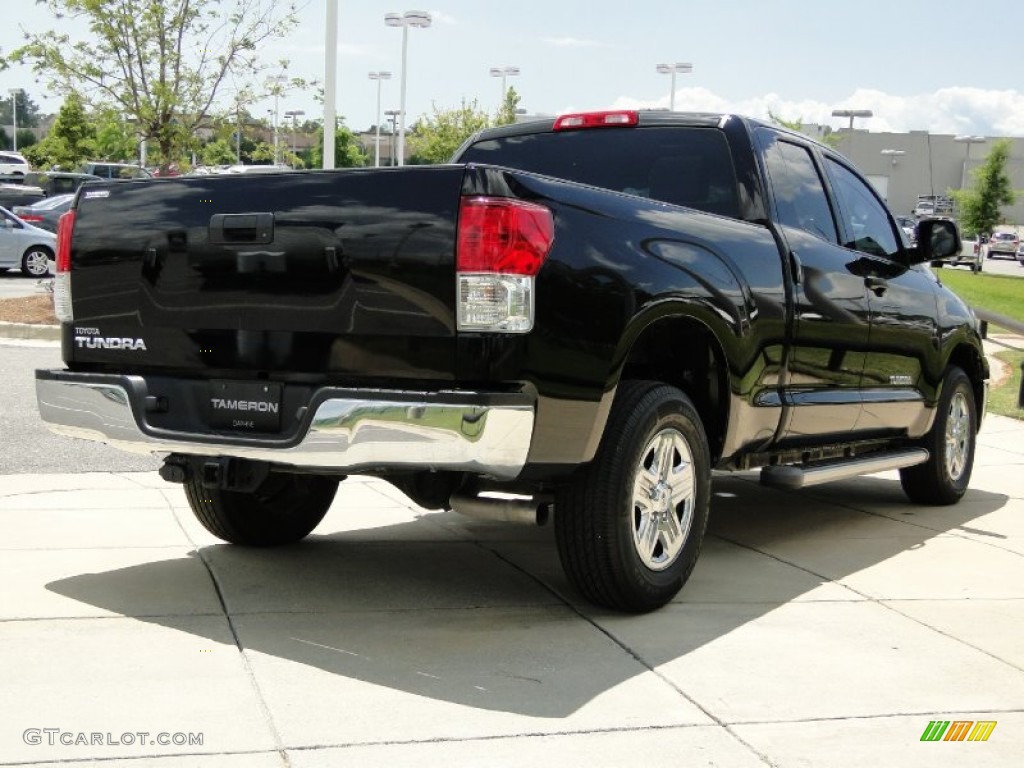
(35, 372, 534, 480)
(759, 448, 930, 490)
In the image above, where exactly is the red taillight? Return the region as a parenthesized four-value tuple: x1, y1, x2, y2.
(20, 214, 44, 223)
(553, 110, 639, 131)
(56, 210, 75, 273)
(457, 197, 554, 276)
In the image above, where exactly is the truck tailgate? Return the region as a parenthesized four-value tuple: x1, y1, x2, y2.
(65, 167, 463, 379)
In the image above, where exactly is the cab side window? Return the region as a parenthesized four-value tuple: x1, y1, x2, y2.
(825, 158, 900, 259)
(762, 138, 839, 244)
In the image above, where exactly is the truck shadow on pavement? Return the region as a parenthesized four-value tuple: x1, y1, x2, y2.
(46, 473, 1012, 720)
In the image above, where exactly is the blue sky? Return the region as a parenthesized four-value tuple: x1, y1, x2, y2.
(3, 0, 1023, 136)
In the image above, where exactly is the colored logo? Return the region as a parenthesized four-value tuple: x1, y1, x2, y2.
(920, 720, 997, 742)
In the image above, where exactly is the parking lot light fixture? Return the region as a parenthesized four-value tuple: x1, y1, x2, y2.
(284, 110, 305, 163)
(655, 63, 692, 111)
(831, 108, 873, 133)
(385, 10, 432, 167)
(881, 149, 905, 166)
(384, 109, 402, 166)
(265, 75, 289, 164)
(489, 66, 520, 105)
(8, 88, 23, 152)
(369, 72, 393, 167)
(954, 135, 986, 189)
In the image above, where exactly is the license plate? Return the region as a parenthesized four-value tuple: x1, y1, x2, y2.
(207, 380, 282, 433)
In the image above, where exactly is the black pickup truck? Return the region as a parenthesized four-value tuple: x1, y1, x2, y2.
(36, 110, 986, 612)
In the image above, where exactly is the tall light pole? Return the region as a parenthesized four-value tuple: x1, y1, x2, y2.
(235, 100, 243, 164)
(489, 65, 520, 107)
(831, 108, 872, 161)
(385, 10, 431, 167)
(8, 88, 23, 152)
(284, 109, 305, 164)
(124, 115, 147, 168)
(384, 109, 401, 166)
(324, 0, 338, 169)
(265, 74, 287, 165)
(369, 71, 393, 167)
(954, 135, 986, 189)
(655, 63, 692, 111)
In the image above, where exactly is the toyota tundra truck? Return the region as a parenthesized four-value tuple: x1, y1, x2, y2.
(36, 110, 987, 612)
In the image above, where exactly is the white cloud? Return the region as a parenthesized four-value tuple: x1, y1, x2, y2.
(611, 86, 1024, 137)
(542, 36, 604, 48)
(430, 10, 458, 25)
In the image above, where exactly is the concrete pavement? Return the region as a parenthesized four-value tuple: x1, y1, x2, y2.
(2, 414, 1023, 766)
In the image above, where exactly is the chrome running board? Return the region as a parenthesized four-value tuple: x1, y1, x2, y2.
(759, 448, 930, 490)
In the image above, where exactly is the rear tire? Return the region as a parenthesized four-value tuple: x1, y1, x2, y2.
(21, 246, 52, 277)
(900, 367, 977, 505)
(185, 471, 339, 546)
(554, 381, 711, 612)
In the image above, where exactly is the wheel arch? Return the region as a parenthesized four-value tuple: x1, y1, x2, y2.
(608, 309, 732, 463)
(24, 243, 54, 257)
(946, 341, 988, 430)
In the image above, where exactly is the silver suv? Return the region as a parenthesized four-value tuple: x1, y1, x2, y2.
(987, 231, 1020, 259)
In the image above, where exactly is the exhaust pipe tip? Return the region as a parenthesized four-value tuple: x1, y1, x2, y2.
(449, 493, 549, 526)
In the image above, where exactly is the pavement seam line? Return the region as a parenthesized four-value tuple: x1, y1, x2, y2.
(280, 720, 765, 754)
(711, 531, 1024, 676)
(731, 466, 1024, 558)
(0, 747, 285, 766)
(193, 547, 294, 768)
(276, 707, 1024, 752)
(473, 542, 779, 768)
(166, 495, 293, 768)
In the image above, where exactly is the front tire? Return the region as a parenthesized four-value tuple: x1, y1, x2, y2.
(900, 367, 977, 505)
(21, 246, 52, 277)
(555, 381, 711, 612)
(185, 471, 339, 546)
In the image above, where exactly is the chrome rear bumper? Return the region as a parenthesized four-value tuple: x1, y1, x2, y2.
(36, 373, 535, 480)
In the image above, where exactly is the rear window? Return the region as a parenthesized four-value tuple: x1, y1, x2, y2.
(458, 126, 741, 219)
(993, 233, 1017, 241)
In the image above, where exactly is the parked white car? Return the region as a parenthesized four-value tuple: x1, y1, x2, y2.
(0, 206, 56, 277)
(0, 152, 30, 179)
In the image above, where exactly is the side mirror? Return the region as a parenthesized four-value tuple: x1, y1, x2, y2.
(908, 218, 961, 264)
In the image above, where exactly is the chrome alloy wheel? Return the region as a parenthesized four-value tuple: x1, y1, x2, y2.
(23, 249, 51, 277)
(631, 428, 696, 571)
(944, 391, 971, 482)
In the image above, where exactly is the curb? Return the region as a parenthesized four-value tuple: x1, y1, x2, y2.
(0, 321, 61, 341)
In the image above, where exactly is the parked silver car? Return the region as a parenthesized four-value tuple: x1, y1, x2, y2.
(0, 206, 57, 277)
(12, 193, 75, 234)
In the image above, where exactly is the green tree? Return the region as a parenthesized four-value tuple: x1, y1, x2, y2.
(92, 109, 139, 162)
(309, 125, 366, 168)
(0, 90, 43, 128)
(248, 141, 275, 164)
(495, 86, 521, 126)
(15, 129, 38, 151)
(22, 93, 95, 170)
(201, 138, 238, 166)
(3, 0, 299, 168)
(952, 139, 1016, 236)
(409, 99, 491, 164)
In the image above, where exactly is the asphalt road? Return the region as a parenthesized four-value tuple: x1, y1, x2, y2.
(0, 270, 50, 300)
(0, 339, 161, 475)
(979, 250, 1024, 276)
